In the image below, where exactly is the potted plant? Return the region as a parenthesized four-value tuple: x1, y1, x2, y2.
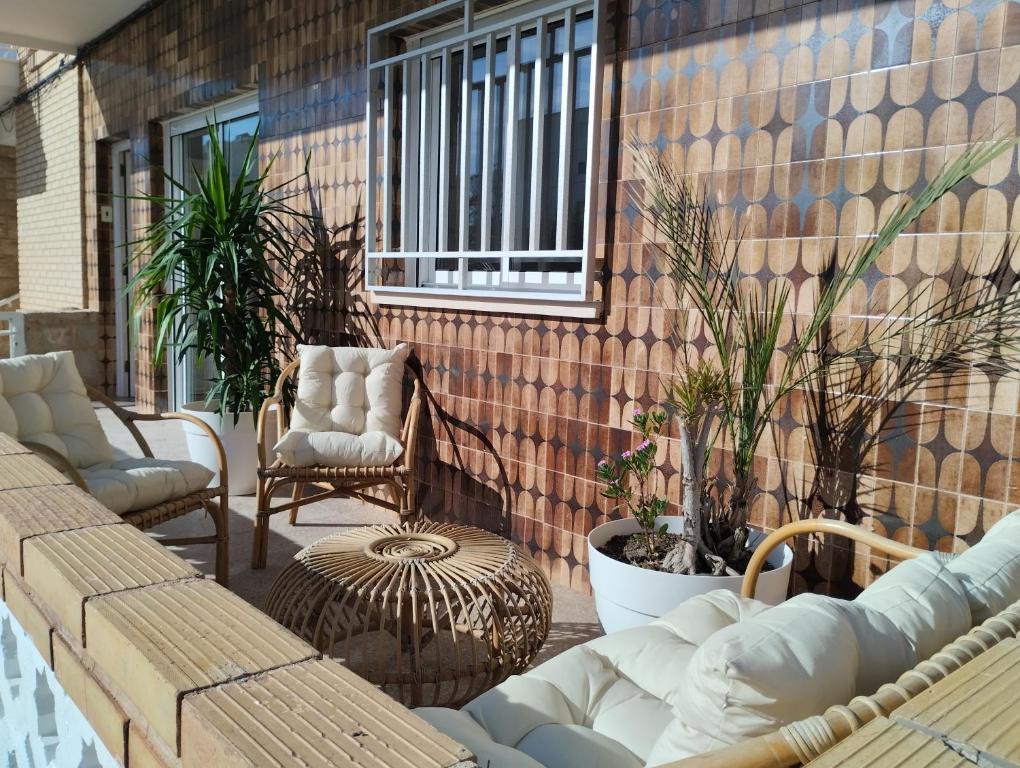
(130, 122, 307, 494)
(590, 137, 1020, 632)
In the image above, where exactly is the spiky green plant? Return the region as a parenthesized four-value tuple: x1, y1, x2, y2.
(634, 137, 1020, 574)
(129, 122, 308, 421)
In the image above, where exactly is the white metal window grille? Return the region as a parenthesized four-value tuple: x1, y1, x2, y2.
(365, 0, 604, 310)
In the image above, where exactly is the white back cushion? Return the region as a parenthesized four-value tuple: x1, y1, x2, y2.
(946, 510, 1020, 622)
(291, 344, 409, 436)
(0, 351, 112, 468)
(854, 553, 971, 661)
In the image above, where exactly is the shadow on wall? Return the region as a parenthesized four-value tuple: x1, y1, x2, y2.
(414, 374, 513, 539)
(12, 87, 46, 197)
(775, 238, 1020, 596)
(291, 189, 382, 349)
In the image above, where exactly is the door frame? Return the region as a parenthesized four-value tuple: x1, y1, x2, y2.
(111, 139, 137, 399)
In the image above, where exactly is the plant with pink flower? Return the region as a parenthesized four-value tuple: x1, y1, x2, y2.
(595, 407, 670, 554)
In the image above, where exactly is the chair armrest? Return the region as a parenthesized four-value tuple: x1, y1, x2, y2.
(20, 440, 88, 491)
(742, 518, 925, 598)
(257, 359, 299, 470)
(401, 377, 423, 470)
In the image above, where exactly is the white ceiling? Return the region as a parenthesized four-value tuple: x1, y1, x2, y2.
(0, 0, 150, 54)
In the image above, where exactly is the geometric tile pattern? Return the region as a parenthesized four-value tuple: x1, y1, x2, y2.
(74, 0, 1020, 595)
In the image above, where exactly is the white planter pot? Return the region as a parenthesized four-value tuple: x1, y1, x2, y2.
(588, 516, 794, 634)
(181, 402, 260, 496)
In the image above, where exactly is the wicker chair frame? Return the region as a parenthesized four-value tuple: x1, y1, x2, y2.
(661, 518, 1020, 768)
(250, 358, 423, 569)
(23, 386, 230, 586)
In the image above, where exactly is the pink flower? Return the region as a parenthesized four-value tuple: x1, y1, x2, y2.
(638, 439, 651, 450)
(597, 458, 609, 467)
(633, 407, 642, 416)
(621, 450, 632, 459)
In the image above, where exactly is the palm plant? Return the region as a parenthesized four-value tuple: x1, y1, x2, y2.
(634, 137, 1020, 575)
(130, 122, 308, 420)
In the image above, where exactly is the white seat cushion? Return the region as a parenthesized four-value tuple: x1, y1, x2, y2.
(0, 351, 113, 468)
(274, 429, 403, 468)
(275, 344, 409, 468)
(81, 458, 214, 515)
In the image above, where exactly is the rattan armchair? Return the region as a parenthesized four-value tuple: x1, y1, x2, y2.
(30, 386, 230, 585)
(251, 359, 423, 569)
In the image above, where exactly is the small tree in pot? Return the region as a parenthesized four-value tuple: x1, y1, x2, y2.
(593, 137, 1020, 581)
(129, 122, 309, 491)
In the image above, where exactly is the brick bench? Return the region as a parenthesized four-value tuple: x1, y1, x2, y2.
(0, 434, 475, 767)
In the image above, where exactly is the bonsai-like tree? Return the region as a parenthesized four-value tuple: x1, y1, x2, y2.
(130, 122, 308, 420)
(634, 137, 1020, 576)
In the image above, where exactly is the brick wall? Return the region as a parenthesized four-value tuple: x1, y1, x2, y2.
(0, 145, 16, 302)
(15, 54, 85, 311)
(59, 0, 1020, 595)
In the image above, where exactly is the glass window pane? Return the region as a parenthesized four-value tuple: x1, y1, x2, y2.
(539, 20, 565, 251)
(568, 12, 593, 250)
(179, 127, 211, 194)
(513, 28, 538, 250)
(223, 114, 259, 182)
(447, 50, 464, 253)
(489, 37, 509, 251)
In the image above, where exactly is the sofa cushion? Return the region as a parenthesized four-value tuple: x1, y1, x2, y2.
(415, 709, 546, 768)
(81, 458, 214, 515)
(0, 351, 113, 468)
(854, 553, 971, 661)
(273, 429, 403, 468)
(668, 593, 862, 759)
(946, 510, 1020, 622)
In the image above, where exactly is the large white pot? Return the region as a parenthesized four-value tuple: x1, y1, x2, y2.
(588, 516, 794, 634)
(181, 401, 259, 496)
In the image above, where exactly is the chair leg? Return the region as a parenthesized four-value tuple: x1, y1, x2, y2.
(213, 492, 230, 587)
(401, 472, 418, 522)
(289, 481, 305, 526)
(252, 474, 271, 570)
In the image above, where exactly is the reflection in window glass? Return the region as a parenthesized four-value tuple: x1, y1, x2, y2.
(489, 37, 509, 251)
(539, 20, 566, 251)
(513, 29, 538, 251)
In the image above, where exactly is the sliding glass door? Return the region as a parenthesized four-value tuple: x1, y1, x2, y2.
(165, 96, 258, 409)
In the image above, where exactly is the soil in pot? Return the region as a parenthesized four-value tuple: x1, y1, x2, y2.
(598, 532, 773, 575)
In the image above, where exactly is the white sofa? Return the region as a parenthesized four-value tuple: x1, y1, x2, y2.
(418, 512, 1020, 768)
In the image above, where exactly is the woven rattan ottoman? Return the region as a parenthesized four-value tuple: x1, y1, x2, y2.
(266, 520, 552, 707)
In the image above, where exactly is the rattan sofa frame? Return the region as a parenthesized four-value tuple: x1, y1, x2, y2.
(661, 518, 1020, 768)
(250, 358, 423, 569)
(22, 386, 230, 586)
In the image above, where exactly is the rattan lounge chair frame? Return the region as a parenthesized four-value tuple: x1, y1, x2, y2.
(23, 386, 230, 586)
(661, 518, 1020, 768)
(250, 358, 423, 569)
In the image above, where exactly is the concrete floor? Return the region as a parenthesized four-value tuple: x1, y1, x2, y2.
(97, 404, 602, 666)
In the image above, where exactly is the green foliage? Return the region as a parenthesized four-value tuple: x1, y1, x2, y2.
(128, 121, 309, 421)
(595, 408, 670, 551)
(634, 136, 1020, 561)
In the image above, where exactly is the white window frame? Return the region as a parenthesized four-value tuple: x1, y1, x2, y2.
(162, 92, 259, 410)
(365, 0, 605, 318)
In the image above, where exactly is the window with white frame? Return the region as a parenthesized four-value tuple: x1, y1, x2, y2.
(365, 0, 604, 312)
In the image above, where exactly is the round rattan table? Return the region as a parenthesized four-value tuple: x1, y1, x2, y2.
(265, 520, 552, 707)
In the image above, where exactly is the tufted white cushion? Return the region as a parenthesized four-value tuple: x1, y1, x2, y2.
(81, 457, 215, 515)
(0, 351, 113, 468)
(274, 344, 410, 468)
(418, 528, 1020, 768)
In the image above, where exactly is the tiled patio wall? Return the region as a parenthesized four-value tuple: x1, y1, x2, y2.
(73, 0, 1020, 595)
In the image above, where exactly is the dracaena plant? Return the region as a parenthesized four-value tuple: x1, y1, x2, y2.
(633, 136, 1020, 576)
(596, 407, 670, 555)
(129, 121, 308, 421)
